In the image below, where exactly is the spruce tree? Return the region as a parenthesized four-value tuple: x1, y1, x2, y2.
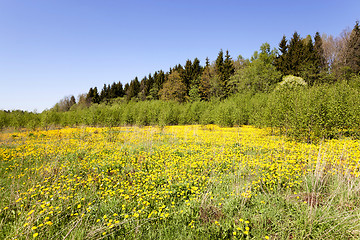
(100, 84, 108, 102)
(139, 76, 149, 101)
(86, 88, 94, 103)
(205, 57, 210, 67)
(192, 58, 202, 80)
(300, 36, 317, 84)
(345, 21, 360, 74)
(126, 77, 140, 101)
(199, 64, 212, 101)
(70, 95, 76, 106)
(124, 83, 129, 95)
(215, 49, 226, 98)
(275, 35, 288, 75)
(287, 32, 304, 76)
(182, 59, 193, 92)
(215, 49, 224, 75)
(92, 87, 100, 104)
(113, 81, 124, 98)
(314, 32, 326, 72)
(223, 50, 235, 96)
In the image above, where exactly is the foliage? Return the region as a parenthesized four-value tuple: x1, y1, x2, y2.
(344, 21, 360, 74)
(229, 43, 282, 93)
(159, 71, 187, 103)
(275, 75, 307, 91)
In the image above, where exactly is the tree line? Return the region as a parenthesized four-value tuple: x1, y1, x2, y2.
(1, 21, 360, 142)
(66, 21, 359, 107)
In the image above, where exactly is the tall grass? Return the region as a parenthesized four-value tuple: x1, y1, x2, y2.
(1, 126, 360, 239)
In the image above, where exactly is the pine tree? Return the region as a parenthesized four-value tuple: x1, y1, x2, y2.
(92, 87, 100, 104)
(113, 81, 124, 98)
(205, 57, 210, 67)
(126, 77, 140, 101)
(182, 59, 193, 92)
(192, 58, 202, 81)
(287, 32, 304, 76)
(215, 49, 226, 98)
(275, 35, 288, 75)
(124, 83, 129, 94)
(223, 50, 235, 96)
(100, 84, 109, 102)
(300, 36, 318, 84)
(314, 32, 326, 72)
(345, 21, 360, 74)
(86, 88, 94, 104)
(199, 65, 213, 101)
(70, 95, 76, 106)
(139, 76, 150, 101)
(215, 49, 224, 75)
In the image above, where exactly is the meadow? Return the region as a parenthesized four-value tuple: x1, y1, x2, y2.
(1, 125, 360, 239)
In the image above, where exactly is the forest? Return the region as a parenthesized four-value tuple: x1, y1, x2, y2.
(1, 21, 360, 142)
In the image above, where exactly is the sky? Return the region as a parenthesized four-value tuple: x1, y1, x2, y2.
(0, 0, 359, 112)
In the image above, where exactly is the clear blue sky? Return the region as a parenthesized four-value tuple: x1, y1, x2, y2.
(0, 0, 359, 112)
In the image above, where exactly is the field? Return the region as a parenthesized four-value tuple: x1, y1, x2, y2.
(1, 125, 360, 239)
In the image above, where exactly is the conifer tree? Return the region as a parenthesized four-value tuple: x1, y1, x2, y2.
(113, 81, 124, 98)
(70, 95, 76, 106)
(124, 83, 129, 94)
(205, 57, 210, 67)
(345, 21, 360, 74)
(139, 76, 150, 101)
(86, 88, 94, 104)
(287, 32, 304, 76)
(314, 32, 326, 72)
(223, 50, 235, 96)
(300, 36, 318, 84)
(215, 49, 224, 75)
(199, 64, 213, 101)
(100, 84, 109, 102)
(275, 35, 288, 75)
(126, 77, 140, 101)
(215, 50, 226, 98)
(92, 87, 100, 104)
(192, 58, 202, 80)
(182, 59, 193, 92)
